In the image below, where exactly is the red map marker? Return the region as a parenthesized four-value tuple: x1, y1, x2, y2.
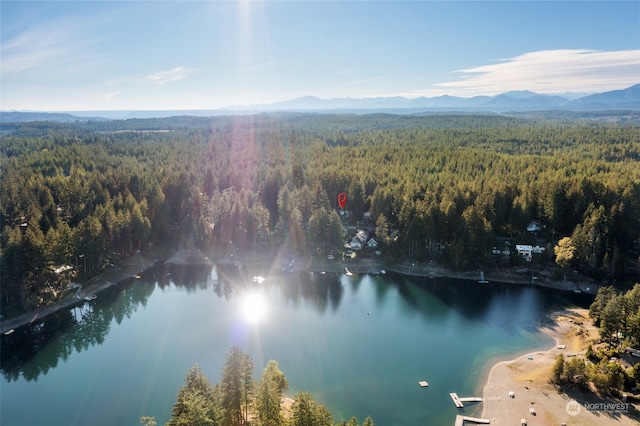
(338, 192, 347, 210)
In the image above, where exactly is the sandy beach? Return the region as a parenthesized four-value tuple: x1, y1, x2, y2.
(481, 308, 640, 425)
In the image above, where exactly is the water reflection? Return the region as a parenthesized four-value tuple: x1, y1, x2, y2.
(239, 290, 268, 325)
(0, 272, 157, 382)
(1, 264, 592, 384)
(399, 275, 594, 331)
(0, 264, 346, 382)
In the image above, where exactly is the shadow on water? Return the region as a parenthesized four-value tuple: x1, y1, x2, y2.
(390, 272, 594, 333)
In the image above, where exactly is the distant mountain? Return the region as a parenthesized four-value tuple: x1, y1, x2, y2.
(0, 111, 110, 123)
(2, 85, 639, 122)
(482, 92, 571, 109)
(571, 84, 640, 108)
(224, 84, 640, 113)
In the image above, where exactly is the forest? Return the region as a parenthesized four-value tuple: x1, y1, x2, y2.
(551, 284, 640, 397)
(1, 113, 639, 316)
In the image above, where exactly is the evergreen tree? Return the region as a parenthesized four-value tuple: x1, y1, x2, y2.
(167, 364, 219, 426)
(551, 354, 565, 384)
(220, 347, 253, 426)
(255, 360, 288, 426)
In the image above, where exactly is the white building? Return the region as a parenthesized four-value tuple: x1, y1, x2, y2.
(515, 244, 545, 261)
(516, 245, 533, 261)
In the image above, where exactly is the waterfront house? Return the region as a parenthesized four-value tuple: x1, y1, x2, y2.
(526, 220, 542, 233)
(348, 230, 368, 251)
(516, 244, 533, 261)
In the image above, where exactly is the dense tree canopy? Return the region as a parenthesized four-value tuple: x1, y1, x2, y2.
(2, 113, 639, 315)
(164, 347, 373, 426)
(551, 284, 640, 397)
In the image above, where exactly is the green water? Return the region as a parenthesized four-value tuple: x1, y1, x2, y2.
(0, 265, 592, 425)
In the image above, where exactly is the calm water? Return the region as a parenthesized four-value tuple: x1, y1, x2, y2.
(1, 264, 592, 426)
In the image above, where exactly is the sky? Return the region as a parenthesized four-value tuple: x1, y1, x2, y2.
(1, 1, 639, 111)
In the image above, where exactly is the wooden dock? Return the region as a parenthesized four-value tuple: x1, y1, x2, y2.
(459, 397, 483, 403)
(450, 393, 483, 408)
(454, 415, 491, 426)
(450, 393, 463, 408)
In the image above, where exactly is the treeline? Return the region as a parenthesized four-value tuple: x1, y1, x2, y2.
(1, 114, 640, 315)
(590, 284, 640, 348)
(150, 346, 373, 426)
(550, 284, 640, 396)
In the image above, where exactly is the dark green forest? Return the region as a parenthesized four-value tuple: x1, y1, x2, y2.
(2, 113, 639, 316)
(157, 346, 374, 426)
(550, 284, 640, 397)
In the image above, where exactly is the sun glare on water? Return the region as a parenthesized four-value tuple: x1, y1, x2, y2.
(240, 291, 268, 325)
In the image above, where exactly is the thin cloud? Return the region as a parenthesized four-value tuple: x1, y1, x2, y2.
(1, 16, 105, 77)
(349, 75, 387, 86)
(144, 67, 197, 85)
(436, 49, 640, 96)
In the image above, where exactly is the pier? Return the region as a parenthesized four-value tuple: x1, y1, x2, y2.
(454, 415, 491, 426)
(449, 393, 483, 408)
(450, 393, 463, 408)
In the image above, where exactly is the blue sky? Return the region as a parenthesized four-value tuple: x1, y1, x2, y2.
(2, 1, 639, 111)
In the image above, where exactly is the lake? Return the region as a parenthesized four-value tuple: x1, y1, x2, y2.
(0, 264, 592, 425)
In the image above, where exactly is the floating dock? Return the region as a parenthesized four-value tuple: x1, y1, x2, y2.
(450, 393, 483, 408)
(454, 415, 491, 426)
(450, 393, 463, 408)
(418, 381, 429, 387)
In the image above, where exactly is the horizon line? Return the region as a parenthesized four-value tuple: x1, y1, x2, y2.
(2, 82, 638, 114)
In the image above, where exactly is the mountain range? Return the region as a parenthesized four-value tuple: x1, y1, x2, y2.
(224, 84, 640, 113)
(2, 84, 639, 122)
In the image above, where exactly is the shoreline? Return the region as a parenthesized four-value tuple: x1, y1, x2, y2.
(0, 251, 156, 334)
(480, 308, 639, 425)
(1, 248, 597, 335)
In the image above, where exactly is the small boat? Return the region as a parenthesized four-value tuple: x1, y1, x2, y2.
(4, 329, 15, 335)
(84, 295, 97, 301)
(344, 267, 353, 276)
(380, 270, 386, 274)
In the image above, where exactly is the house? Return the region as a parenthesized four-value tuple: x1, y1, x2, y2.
(526, 220, 543, 233)
(532, 245, 545, 254)
(492, 238, 512, 256)
(516, 245, 533, 261)
(515, 244, 546, 261)
(492, 247, 511, 256)
(367, 238, 378, 248)
(348, 230, 368, 251)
